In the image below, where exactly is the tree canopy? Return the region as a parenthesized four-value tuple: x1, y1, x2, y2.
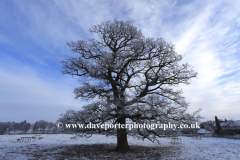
(59, 19, 200, 152)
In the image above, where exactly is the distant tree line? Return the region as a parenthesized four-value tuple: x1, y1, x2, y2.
(0, 120, 56, 135)
(32, 120, 55, 133)
(0, 120, 31, 135)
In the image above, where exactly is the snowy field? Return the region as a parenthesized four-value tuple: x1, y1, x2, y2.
(0, 134, 239, 160)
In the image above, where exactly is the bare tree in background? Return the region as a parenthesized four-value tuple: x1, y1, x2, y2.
(33, 121, 40, 133)
(38, 120, 48, 133)
(60, 19, 200, 152)
(48, 122, 55, 132)
(20, 120, 31, 134)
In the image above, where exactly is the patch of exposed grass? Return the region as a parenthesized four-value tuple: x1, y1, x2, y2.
(59, 144, 181, 160)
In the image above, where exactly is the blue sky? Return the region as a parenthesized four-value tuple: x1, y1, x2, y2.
(0, 0, 239, 123)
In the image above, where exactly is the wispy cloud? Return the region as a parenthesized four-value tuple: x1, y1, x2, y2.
(0, 57, 87, 123)
(169, 1, 240, 120)
(0, 0, 239, 122)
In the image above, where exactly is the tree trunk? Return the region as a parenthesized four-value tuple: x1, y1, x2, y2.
(116, 117, 130, 152)
(215, 116, 222, 136)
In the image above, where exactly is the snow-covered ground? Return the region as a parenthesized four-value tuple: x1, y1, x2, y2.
(0, 134, 239, 159)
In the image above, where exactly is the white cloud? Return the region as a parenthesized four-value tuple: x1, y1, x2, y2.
(171, 1, 240, 120)
(0, 0, 240, 122)
(0, 59, 88, 123)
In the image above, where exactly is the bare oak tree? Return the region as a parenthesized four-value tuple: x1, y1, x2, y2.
(60, 19, 199, 152)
